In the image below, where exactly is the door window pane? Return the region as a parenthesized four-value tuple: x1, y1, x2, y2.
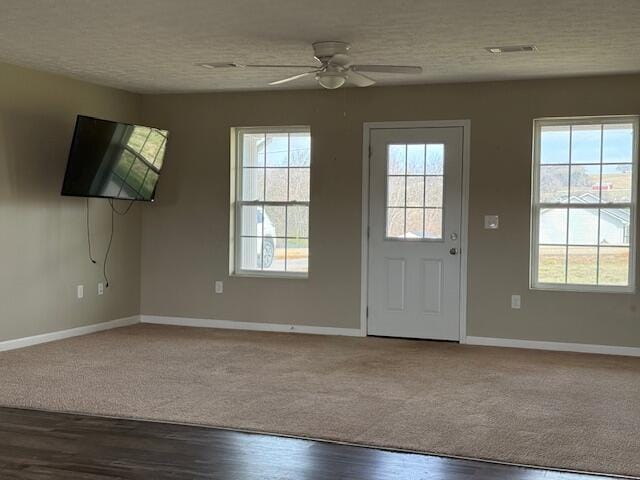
(387, 177, 405, 207)
(406, 208, 424, 238)
(407, 144, 425, 174)
(387, 208, 405, 238)
(388, 145, 406, 175)
(385, 143, 444, 240)
(406, 177, 424, 207)
(425, 176, 443, 208)
(425, 208, 443, 239)
(426, 144, 444, 174)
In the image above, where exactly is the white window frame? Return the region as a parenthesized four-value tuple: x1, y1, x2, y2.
(530, 115, 639, 293)
(230, 126, 311, 279)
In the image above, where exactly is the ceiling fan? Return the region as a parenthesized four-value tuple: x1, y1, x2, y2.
(199, 41, 423, 89)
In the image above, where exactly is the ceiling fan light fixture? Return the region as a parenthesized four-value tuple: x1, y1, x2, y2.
(316, 71, 347, 89)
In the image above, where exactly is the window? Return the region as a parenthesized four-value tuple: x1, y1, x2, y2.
(386, 143, 445, 239)
(232, 127, 310, 276)
(531, 116, 638, 292)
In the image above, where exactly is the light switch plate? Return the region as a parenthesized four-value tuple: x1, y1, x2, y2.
(511, 294, 521, 309)
(215, 281, 224, 294)
(98, 282, 104, 296)
(77, 285, 84, 299)
(484, 215, 499, 229)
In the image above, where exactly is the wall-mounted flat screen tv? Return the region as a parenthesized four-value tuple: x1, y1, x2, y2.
(61, 115, 169, 201)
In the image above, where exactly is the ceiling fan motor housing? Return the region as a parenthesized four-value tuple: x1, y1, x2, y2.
(312, 41, 350, 63)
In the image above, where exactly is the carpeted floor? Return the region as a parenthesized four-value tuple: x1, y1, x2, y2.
(0, 324, 639, 478)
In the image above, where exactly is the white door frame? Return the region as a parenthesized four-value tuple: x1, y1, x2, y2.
(360, 120, 471, 342)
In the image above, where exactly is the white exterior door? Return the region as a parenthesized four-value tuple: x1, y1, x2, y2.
(367, 126, 464, 340)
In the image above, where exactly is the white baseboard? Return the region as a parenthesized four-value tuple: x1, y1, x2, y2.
(465, 336, 640, 357)
(0, 316, 140, 352)
(141, 315, 364, 337)
(7, 315, 634, 357)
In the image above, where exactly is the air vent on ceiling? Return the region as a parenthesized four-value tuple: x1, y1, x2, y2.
(485, 45, 537, 54)
(198, 63, 246, 69)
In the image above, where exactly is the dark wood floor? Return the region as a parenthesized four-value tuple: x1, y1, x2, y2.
(0, 407, 612, 480)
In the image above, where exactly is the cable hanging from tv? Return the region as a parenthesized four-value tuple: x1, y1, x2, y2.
(86, 198, 97, 264)
(86, 198, 135, 288)
(102, 198, 135, 288)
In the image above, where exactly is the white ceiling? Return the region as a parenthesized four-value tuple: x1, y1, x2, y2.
(1, 0, 639, 93)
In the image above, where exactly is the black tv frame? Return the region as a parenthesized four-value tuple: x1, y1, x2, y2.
(61, 115, 168, 202)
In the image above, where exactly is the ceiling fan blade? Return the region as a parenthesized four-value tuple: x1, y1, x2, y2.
(245, 64, 320, 69)
(351, 65, 423, 74)
(347, 71, 376, 87)
(199, 63, 319, 69)
(268, 71, 317, 85)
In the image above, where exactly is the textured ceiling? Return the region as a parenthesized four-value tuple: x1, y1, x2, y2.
(0, 0, 639, 93)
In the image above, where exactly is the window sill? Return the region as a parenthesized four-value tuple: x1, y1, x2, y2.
(530, 283, 635, 294)
(231, 271, 309, 280)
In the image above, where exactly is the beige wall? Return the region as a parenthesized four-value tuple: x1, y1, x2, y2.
(0, 62, 142, 342)
(2, 62, 636, 347)
(140, 74, 640, 348)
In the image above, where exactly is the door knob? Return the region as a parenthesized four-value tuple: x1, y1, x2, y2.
(449, 248, 458, 255)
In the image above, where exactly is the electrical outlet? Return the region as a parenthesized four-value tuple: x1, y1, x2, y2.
(511, 294, 521, 309)
(215, 281, 224, 294)
(77, 285, 84, 299)
(98, 282, 104, 295)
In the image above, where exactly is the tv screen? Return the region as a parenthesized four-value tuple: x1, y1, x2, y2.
(61, 115, 169, 201)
